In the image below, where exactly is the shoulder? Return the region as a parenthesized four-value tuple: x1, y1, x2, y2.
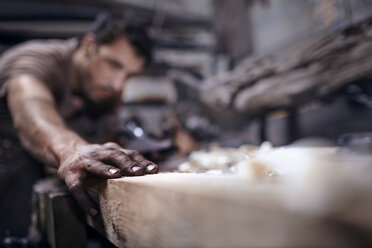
(0, 38, 78, 100)
(0, 38, 78, 63)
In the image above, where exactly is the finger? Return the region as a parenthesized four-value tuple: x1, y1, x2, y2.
(103, 142, 122, 150)
(127, 150, 159, 174)
(84, 160, 122, 178)
(102, 144, 147, 175)
(101, 150, 145, 176)
(145, 163, 159, 174)
(65, 175, 98, 216)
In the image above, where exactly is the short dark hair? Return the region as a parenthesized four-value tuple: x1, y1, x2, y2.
(90, 11, 153, 65)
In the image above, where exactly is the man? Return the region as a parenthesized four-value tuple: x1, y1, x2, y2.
(0, 12, 158, 238)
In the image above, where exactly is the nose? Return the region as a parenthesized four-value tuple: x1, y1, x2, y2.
(112, 71, 128, 92)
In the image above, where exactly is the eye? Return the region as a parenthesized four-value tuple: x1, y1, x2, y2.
(107, 59, 122, 70)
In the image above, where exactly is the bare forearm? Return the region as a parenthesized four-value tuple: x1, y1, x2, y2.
(7, 75, 158, 216)
(15, 100, 87, 167)
(7, 75, 87, 167)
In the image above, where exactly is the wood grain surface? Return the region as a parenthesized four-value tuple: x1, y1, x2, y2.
(86, 170, 372, 248)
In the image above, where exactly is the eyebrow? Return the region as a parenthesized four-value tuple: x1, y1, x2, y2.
(107, 58, 123, 68)
(103, 52, 143, 73)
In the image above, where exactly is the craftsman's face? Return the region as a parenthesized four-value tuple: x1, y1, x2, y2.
(80, 35, 144, 108)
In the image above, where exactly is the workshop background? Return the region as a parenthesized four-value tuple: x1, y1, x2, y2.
(1, 0, 372, 148)
(0, 0, 372, 247)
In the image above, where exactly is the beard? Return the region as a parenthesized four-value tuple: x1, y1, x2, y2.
(82, 91, 121, 116)
(76, 66, 121, 116)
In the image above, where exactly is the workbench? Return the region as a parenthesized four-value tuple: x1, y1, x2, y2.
(33, 149, 372, 248)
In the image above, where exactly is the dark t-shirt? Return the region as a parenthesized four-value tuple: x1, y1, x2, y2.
(0, 38, 78, 139)
(0, 38, 119, 143)
(0, 38, 78, 101)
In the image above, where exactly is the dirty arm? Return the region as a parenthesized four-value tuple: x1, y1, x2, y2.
(7, 74, 158, 215)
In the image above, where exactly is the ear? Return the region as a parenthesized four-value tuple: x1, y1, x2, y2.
(80, 33, 96, 56)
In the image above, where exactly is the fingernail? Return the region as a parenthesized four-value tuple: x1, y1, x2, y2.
(131, 166, 141, 173)
(109, 168, 119, 174)
(89, 208, 98, 216)
(146, 164, 156, 172)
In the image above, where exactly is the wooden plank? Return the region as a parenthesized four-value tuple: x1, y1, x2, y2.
(46, 191, 86, 248)
(30, 178, 87, 248)
(86, 171, 372, 248)
(29, 178, 64, 246)
(28, 176, 86, 248)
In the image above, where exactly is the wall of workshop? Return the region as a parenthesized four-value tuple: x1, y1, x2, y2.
(249, 0, 372, 55)
(113, 0, 213, 19)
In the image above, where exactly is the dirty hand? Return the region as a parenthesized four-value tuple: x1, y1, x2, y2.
(57, 142, 158, 216)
